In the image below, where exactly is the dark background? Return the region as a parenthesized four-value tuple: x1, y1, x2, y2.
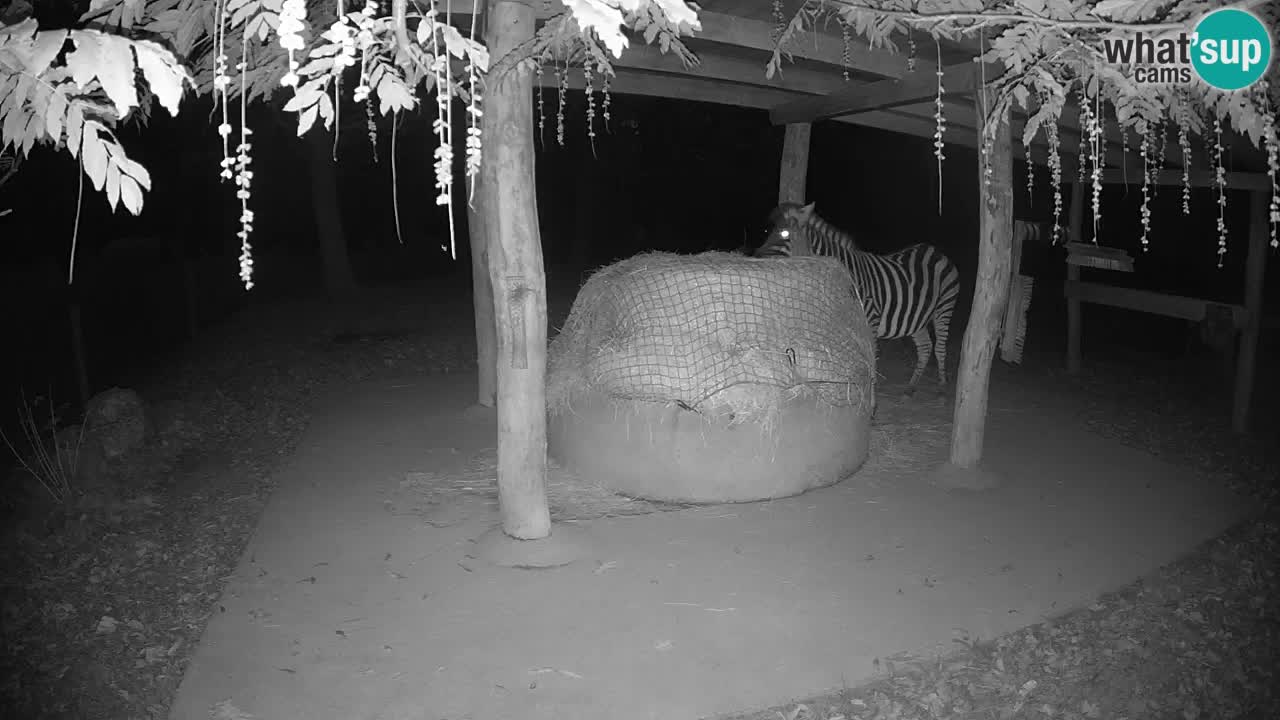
(0, 85, 1274, 433)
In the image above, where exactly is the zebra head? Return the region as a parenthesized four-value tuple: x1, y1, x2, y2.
(753, 202, 818, 257)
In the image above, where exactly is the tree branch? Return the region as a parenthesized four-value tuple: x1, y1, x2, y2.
(829, 0, 1272, 33)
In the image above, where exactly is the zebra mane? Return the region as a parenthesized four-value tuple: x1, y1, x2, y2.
(767, 202, 805, 227)
(786, 205, 862, 253)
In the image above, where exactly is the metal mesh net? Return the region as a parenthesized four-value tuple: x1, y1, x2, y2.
(547, 251, 876, 424)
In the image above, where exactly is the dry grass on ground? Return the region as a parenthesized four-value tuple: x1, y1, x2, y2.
(1, 285, 1276, 720)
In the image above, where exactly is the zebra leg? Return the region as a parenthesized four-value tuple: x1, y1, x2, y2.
(933, 314, 952, 392)
(905, 328, 933, 395)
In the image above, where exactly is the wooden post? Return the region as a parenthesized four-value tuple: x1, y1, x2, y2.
(1066, 181, 1085, 374)
(1231, 190, 1268, 433)
(948, 95, 1014, 471)
(467, 175, 497, 408)
(481, 0, 552, 540)
(778, 122, 811, 204)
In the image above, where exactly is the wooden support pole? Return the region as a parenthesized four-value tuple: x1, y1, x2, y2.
(480, 0, 551, 540)
(948, 95, 1014, 472)
(778, 123, 811, 205)
(466, 174, 497, 408)
(1065, 181, 1085, 374)
(1232, 190, 1269, 433)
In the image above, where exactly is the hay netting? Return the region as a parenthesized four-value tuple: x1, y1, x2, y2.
(547, 252, 877, 424)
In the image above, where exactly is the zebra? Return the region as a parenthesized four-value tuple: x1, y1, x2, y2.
(754, 202, 962, 394)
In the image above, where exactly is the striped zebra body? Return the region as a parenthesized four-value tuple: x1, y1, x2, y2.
(754, 202, 962, 393)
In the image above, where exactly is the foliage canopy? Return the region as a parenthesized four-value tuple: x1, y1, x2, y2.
(1, 0, 1276, 284)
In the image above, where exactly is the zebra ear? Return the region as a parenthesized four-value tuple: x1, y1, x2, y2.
(799, 202, 816, 217)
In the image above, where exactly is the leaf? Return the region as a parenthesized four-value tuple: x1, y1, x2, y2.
(642, 22, 659, 45)
(65, 32, 102, 91)
(282, 84, 323, 112)
(18, 111, 40, 157)
(296, 56, 334, 77)
(1091, 0, 1174, 22)
(23, 30, 70, 77)
(116, 156, 150, 215)
(315, 91, 334, 130)
(376, 73, 415, 116)
(7, 74, 35, 117)
(95, 34, 141, 119)
(296, 103, 318, 136)
(229, 0, 260, 30)
(45, 90, 68, 142)
(246, 11, 279, 43)
(0, 17, 38, 45)
(105, 154, 121, 208)
(2, 101, 27, 153)
(438, 25, 471, 59)
(81, 122, 109, 191)
(66, 102, 85, 156)
(134, 40, 190, 116)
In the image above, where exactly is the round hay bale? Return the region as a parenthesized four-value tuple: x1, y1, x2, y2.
(548, 388, 871, 503)
(547, 251, 876, 504)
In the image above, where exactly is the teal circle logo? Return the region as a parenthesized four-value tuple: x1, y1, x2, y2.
(1191, 8, 1273, 91)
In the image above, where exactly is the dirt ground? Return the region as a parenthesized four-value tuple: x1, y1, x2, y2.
(2, 278, 1278, 720)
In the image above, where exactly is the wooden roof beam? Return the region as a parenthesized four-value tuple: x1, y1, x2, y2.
(1100, 167, 1270, 191)
(690, 11, 909, 79)
(769, 61, 989, 125)
(542, 69, 948, 144)
(539, 69, 1055, 170)
(445, 1, 910, 80)
(603, 42, 847, 96)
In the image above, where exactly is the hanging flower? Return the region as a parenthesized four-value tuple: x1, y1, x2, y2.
(277, 0, 308, 88)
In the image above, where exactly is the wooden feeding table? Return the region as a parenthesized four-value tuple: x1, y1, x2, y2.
(1062, 181, 1270, 433)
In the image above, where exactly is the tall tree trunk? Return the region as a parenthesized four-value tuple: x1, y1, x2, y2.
(949, 96, 1013, 469)
(307, 129, 358, 296)
(482, 0, 552, 540)
(468, 176, 498, 407)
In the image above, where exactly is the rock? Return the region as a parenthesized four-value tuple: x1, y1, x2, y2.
(84, 388, 150, 458)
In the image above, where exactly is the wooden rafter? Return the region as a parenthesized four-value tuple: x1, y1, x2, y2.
(447, 2, 909, 80)
(768, 61, 989, 125)
(1100, 167, 1270, 191)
